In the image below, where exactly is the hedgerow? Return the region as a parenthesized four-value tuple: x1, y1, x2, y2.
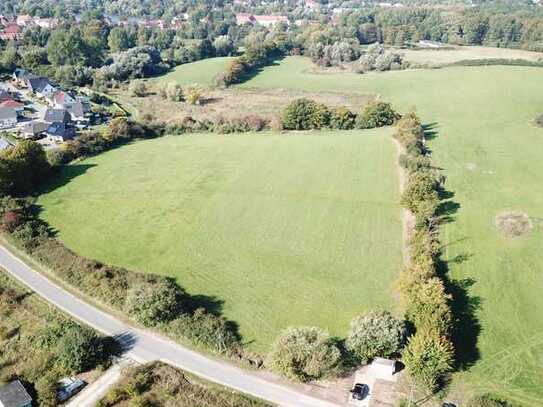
(394, 112, 455, 392)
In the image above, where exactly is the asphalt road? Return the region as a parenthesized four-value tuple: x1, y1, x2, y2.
(0, 245, 340, 407)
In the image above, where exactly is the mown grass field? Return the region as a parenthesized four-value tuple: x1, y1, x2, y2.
(241, 56, 543, 405)
(155, 56, 234, 87)
(38, 130, 402, 353)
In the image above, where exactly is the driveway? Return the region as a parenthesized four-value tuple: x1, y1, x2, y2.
(0, 245, 340, 407)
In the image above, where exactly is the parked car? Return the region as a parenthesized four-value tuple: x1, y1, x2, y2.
(57, 377, 86, 402)
(350, 383, 368, 401)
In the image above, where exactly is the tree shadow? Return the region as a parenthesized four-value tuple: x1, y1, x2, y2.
(422, 122, 439, 141)
(238, 55, 285, 83)
(185, 293, 225, 316)
(38, 163, 97, 195)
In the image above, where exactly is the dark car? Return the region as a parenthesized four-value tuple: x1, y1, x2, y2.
(442, 403, 457, 407)
(350, 383, 368, 400)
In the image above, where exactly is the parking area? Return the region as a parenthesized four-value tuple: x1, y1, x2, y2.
(348, 358, 401, 407)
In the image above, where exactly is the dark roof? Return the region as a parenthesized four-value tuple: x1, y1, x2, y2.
(67, 100, 90, 118)
(21, 120, 49, 135)
(47, 122, 75, 140)
(0, 380, 32, 407)
(27, 77, 53, 93)
(44, 108, 71, 124)
(0, 107, 17, 120)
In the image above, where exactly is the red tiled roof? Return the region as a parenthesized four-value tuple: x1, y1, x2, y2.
(0, 99, 23, 109)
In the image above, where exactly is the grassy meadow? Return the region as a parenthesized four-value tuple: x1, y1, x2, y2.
(155, 56, 234, 87)
(239, 56, 543, 404)
(38, 130, 402, 353)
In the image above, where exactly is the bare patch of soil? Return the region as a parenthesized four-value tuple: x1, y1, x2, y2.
(495, 211, 532, 238)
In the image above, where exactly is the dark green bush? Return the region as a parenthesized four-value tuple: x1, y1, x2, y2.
(281, 98, 321, 130)
(330, 106, 356, 130)
(125, 279, 185, 327)
(356, 101, 400, 129)
(466, 394, 513, 407)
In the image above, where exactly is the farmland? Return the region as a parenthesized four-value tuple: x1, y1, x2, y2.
(239, 56, 543, 404)
(38, 129, 402, 353)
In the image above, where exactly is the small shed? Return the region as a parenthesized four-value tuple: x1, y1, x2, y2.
(370, 358, 395, 378)
(0, 380, 32, 407)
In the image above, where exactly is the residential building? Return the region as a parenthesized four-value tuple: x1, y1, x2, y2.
(20, 120, 49, 139)
(66, 100, 91, 122)
(0, 380, 32, 407)
(27, 77, 57, 98)
(51, 90, 77, 108)
(43, 108, 72, 124)
(34, 17, 58, 29)
(0, 99, 24, 114)
(236, 13, 256, 25)
(0, 24, 22, 41)
(0, 89, 12, 102)
(12, 69, 31, 87)
(46, 122, 76, 143)
(16, 15, 33, 27)
(0, 107, 17, 129)
(0, 138, 12, 151)
(253, 15, 288, 27)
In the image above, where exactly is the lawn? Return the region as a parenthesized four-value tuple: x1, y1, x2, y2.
(242, 57, 543, 405)
(38, 130, 402, 353)
(155, 56, 234, 87)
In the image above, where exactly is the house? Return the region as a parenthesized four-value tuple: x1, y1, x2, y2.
(0, 99, 24, 114)
(0, 107, 17, 129)
(253, 15, 288, 27)
(0, 24, 22, 41)
(51, 90, 77, 108)
(12, 69, 32, 87)
(0, 89, 12, 102)
(43, 108, 71, 124)
(20, 120, 49, 139)
(236, 13, 256, 25)
(371, 357, 396, 377)
(0, 138, 12, 151)
(0, 15, 10, 27)
(46, 122, 76, 143)
(0, 380, 32, 407)
(16, 15, 33, 27)
(34, 17, 58, 29)
(27, 77, 56, 98)
(66, 100, 91, 122)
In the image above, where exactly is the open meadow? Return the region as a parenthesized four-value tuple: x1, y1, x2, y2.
(38, 130, 402, 353)
(155, 56, 235, 87)
(239, 56, 543, 404)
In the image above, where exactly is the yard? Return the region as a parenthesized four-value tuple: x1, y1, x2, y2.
(240, 56, 543, 405)
(38, 130, 403, 353)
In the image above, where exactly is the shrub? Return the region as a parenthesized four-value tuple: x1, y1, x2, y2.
(125, 280, 185, 327)
(222, 59, 246, 85)
(356, 101, 400, 129)
(346, 310, 405, 363)
(400, 171, 439, 218)
(281, 98, 320, 130)
(168, 308, 239, 353)
(184, 85, 204, 105)
(402, 328, 454, 391)
(46, 148, 72, 167)
(2, 210, 22, 232)
(330, 107, 356, 130)
(103, 117, 131, 143)
(466, 394, 513, 407)
(129, 80, 147, 97)
(311, 103, 332, 129)
(159, 82, 183, 102)
(535, 114, 543, 128)
(267, 326, 341, 381)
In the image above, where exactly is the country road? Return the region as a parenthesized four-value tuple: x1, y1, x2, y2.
(0, 245, 340, 407)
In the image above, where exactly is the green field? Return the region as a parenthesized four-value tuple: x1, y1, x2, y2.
(241, 56, 543, 404)
(38, 130, 402, 353)
(156, 56, 234, 87)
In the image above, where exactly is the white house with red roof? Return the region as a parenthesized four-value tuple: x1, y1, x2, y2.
(0, 99, 24, 114)
(236, 13, 288, 27)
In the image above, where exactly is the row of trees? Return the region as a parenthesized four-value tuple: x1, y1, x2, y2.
(394, 112, 455, 392)
(281, 98, 400, 131)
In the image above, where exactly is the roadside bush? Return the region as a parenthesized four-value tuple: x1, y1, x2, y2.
(125, 279, 185, 327)
(356, 101, 400, 129)
(402, 328, 454, 392)
(346, 310, 405, 363)
(330, 107, 356, 130)
(267, 326, 342, 381)
(281, 98, 320, 130)
(168, 308, 239, 353)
